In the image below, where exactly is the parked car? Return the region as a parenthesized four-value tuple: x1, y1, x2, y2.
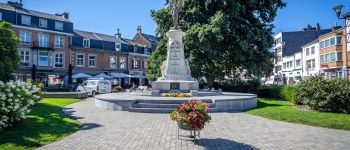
(76, 79, 112, 96)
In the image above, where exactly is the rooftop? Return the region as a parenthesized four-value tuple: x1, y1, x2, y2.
(0, 2, 71, 23)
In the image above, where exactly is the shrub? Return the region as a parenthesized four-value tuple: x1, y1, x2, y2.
(295, 76, 350, 113)
(0, 81, 42, 131)
(281, 85, 299, 104)
(257, 85, 283, 99)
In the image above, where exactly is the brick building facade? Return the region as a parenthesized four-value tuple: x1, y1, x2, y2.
(0, 1, 159, 87)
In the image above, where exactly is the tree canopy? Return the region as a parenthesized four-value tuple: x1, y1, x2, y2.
(0, 21, 19, 82)
(147, 0, 285, 87)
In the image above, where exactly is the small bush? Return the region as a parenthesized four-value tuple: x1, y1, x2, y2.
(295, 76, 350, 113)
(0, 81, 42, 131)
(257, 85, 283, 99)
(281, 85, 298, 104)
(161, 93, 192, 98)
(215, 78, 261, 94)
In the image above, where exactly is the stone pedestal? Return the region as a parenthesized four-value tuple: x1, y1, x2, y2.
(152, 29, 199, 95)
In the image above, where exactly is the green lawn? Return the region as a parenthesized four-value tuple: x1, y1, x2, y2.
(0, 98, 81, 150)
(246, 99, 350, 131)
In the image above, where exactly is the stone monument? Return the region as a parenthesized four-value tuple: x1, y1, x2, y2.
(152, 0, 199, 95)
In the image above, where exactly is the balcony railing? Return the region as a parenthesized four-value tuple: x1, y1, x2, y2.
(31, 41, 54, 50)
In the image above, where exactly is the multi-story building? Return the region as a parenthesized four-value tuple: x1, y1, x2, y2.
(301, 39, 320, 78)
(344, 12, 350, 78)
(319, 27, 347, 79)
(0, 1, 160, 87)
(0, 1, 73, 86)
(272, 24, 332, 84)
(72, 27, 159, 86)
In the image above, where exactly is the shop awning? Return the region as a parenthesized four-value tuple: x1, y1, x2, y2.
(111, 73, 129, 78)
(94, 74, 114, 79)
(72, 73, 92, 79)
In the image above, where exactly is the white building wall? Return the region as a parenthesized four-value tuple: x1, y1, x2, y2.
(302, 42, 320, 77)
(282, 52, 302, 84)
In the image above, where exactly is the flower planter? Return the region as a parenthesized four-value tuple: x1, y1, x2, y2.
(171, 100, 211, 141)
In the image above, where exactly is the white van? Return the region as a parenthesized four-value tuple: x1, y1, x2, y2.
(77, 79, 112, 96)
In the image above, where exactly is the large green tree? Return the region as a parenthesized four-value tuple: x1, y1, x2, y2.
(0, 21, 19, 82)
(147, 0, 285, 87)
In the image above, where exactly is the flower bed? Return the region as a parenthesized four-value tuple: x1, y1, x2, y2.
(0, 81, 42, 131)
(170, 100, 211, 130)
(161, 93, 192, 98)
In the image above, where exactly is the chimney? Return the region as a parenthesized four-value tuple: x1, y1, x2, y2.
(137, 26, 142, 33)
(115, 28, 122, 38)
(7, 1, 23, 9)
(62, 12, 69, 19)
(316, 23, 320, 33)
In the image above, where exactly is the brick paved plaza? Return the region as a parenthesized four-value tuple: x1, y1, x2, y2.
(38, 98, 350, 150)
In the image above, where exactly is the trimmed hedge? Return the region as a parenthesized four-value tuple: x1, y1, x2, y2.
(257, 85, 283, 99)
(295, 76, 350, 114)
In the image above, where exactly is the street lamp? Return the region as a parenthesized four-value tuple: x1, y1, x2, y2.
(333, 5, 344, 19)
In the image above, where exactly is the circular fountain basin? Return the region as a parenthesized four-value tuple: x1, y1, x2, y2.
(94, 91, 257, 113)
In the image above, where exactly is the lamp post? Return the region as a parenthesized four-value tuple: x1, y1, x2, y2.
(333, 5, 349, 79)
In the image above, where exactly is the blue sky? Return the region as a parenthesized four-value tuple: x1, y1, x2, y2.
(2, 0, 350, 38)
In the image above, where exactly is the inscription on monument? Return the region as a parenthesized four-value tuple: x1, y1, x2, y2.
(170, 82, 180, 90)
(169, 41, 181, 66)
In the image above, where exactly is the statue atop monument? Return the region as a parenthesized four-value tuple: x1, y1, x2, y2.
(171, 0, 183, 29)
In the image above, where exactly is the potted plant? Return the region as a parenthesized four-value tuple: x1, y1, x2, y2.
(170, 100, 211, 140)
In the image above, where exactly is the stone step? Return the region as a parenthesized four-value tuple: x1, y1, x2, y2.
(134, 99, 213, 104)
(129, 107, 220, 113)
(132, 103, 216, 108)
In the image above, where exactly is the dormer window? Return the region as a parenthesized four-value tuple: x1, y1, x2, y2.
(39, 18, 47, 28)
(115, 43, 121, 51)
(21, 15, 31, 25)
(55, 21, 63, 30)
(83, 38, 90, 48)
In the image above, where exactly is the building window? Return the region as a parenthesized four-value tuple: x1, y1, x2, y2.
(54, 35, 64, 48)
(330, 52, 336, 62)
(39, 18, 47, 28)
(120, 57, 126, 69)
(330, 37, 335, 46)
(110, 57, 117, 69)
(320, 55, 325, 63)
(55, 21, 64, 30)
(19, 49, 30, 63)
(20, 31, 31, 44)
(21, 15, 31, 25)
(83, 39, 90, 48)
(283, 63, 286, 69)
(311, 46, 315, 55)
(295, 59, 301, 67)
(39, 51, 49, 66)
(337, 51, 343, 61)
(54, 52, 64, 67)
(115, 43, 121, 51)
(76, 53, 85, 67)
(336, 37, 342, 45)
(39, 33, 49, 47)
(88, 55, 96, 68)
(144, 60, 147, 69)
(325, 53, 330, 63)
(325, 39, 330, 48)
(320, 41, 325, 49)
(0, 12, 2, 21)
(133, 59, 139, 69)
(144, 48, 149, 55)
(306, 48, 310, 56)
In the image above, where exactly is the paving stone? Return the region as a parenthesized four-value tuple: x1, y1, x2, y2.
(38, 98, 350, 150)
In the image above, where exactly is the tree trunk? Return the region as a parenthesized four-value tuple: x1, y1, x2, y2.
(207, 76, 214, 89)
